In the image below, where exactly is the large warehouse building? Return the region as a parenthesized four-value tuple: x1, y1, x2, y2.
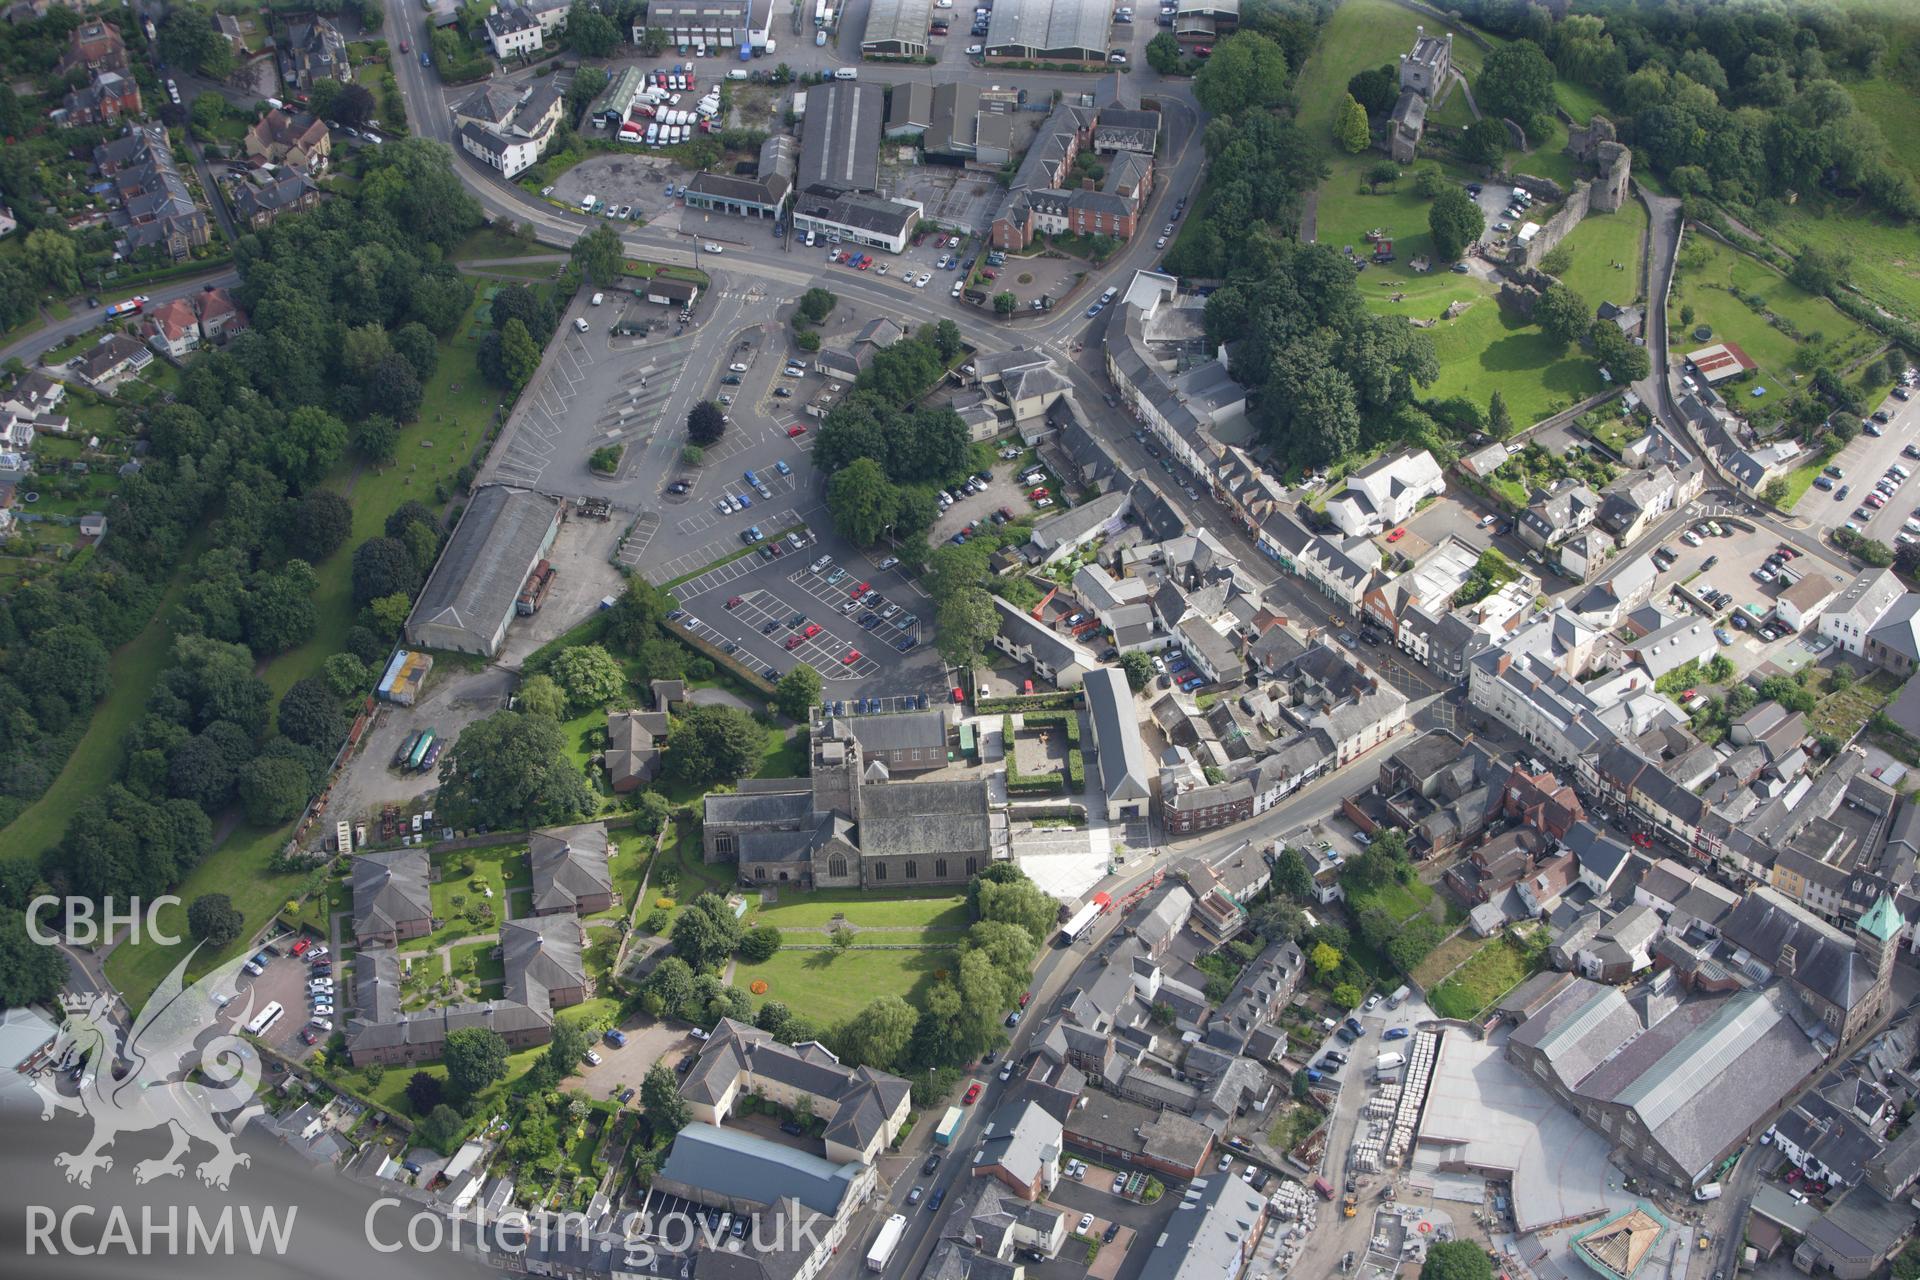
(799, 81, 884, 197)
(404, 486, 562, 657)
(985, 0, 1111, 63)
(631, 0, 773, 53)
(860, 0, 932, 55)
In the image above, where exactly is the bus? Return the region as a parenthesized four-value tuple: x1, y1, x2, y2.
(866, 1214, 907, 1274)
(104, 296, 148, 320)
(406, 727, 436, 771)
(1057, 892, 1111, 946)
(244, 1001, 285, 1036)
(394, 730, 424, 768)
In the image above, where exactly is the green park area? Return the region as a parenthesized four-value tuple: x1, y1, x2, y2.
(1551, 200, 1649, 309)
(1668, 235, 1885, 403)
(734, 946, 955, 1027)
(1768, 203, 1920, 332)
(748, 887, 970, 930)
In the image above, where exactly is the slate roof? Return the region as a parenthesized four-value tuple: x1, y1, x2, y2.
(858, 778, 991, 856)
(659, 1123, 863, 1216)
(529, 824, 614, 913)
(679, 1019, 909, 1156)
(1719, 889, 1879, 1013)
(498, 916, 584, 1014)
(1135, 1166, 1269, 1280)
(351, 849, 431, 937)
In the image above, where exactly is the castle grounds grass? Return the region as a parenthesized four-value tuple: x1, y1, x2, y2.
(1553, 200, 1649, 308)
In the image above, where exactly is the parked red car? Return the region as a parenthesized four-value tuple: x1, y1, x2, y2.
(963, 1082, 983, 1104)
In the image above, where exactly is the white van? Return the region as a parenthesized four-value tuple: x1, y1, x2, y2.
(727, 69, 749, 80)
(833, 67, 858, 80)
(574, 317, 590, 332)
(590, 292, 604, 306)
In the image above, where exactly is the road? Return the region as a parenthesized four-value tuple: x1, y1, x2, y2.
(0, 266, 241, 368)
(376, 0, 1206, 342)
(844, 754, 1393, 1280)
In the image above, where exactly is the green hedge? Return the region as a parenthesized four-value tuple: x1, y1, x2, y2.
(978, 691, 1083, 714)
(1002, 713, 1067, 795)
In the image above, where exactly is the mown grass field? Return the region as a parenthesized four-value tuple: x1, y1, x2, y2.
(749, 887, 970, 930)
(1552, 200, 1648, 308)
(734, 946, 954, 1026)
(1668, 235, 1884, 400)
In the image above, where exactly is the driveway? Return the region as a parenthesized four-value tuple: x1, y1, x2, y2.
(566, 1019, 700, 1099)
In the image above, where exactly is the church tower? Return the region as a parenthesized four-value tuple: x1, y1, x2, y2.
(809, 723, 862, 822)
(1857, 892, 1904, 1027)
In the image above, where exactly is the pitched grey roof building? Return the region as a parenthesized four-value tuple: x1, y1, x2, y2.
(351, 849, 431, 941)
(678, 1018, 911, 1164)
(658, 1122, 867, 1217)
(404, 486, 562, 656)
(528, 824, 615, 915)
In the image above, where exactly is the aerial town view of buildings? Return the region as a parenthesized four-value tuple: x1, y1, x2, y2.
(5, 3, 1920, 1280)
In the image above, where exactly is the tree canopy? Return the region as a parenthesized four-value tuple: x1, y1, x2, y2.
(1193, 31, 1294, 117)
(438, 710, 594, 831)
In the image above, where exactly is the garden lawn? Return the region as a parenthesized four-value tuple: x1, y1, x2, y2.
(1427, 933, 1542, 1019)
(450, 939, 505, 986)
(258, 283, 505, 708)
(102, 820, 311, 1008)
(1552, 200, 1649, 307)
(1669, 235, 1885, 401)
(735, 947, 953, 1026)
(594, 828, 658, 923)
(414, 843, 534, 951)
